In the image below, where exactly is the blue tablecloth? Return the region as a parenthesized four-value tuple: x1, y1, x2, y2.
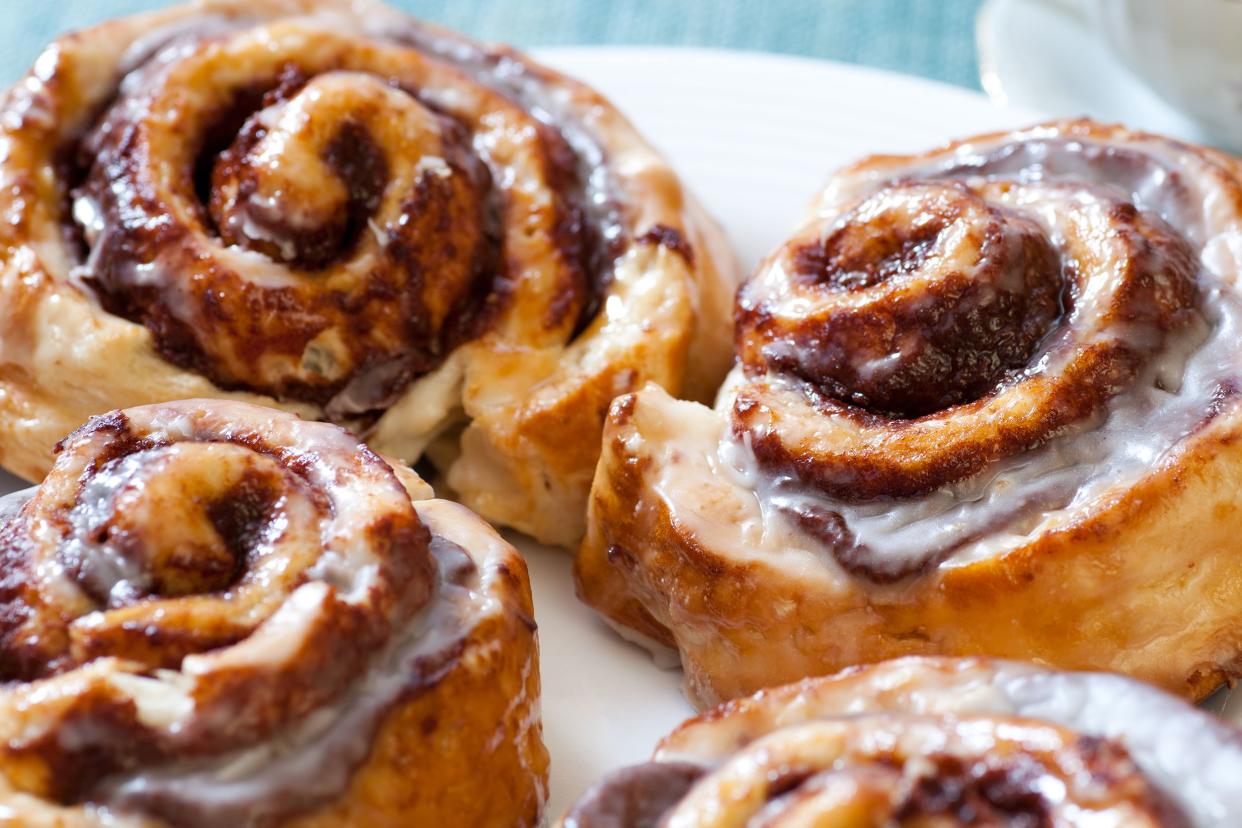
(0, 0, 985, 88)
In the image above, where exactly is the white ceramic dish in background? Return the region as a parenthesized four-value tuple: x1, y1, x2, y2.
(1090, 0, 1242, 149)
(976, 0, 1214, 146)
(2, 46, 1236, 821)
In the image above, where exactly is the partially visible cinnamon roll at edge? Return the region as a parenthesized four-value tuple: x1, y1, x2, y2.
(578, 120, 1242, 708)
(0, 399, 547, 827)
(0, 0, 739, 547)
(560, 657, 1242, 827)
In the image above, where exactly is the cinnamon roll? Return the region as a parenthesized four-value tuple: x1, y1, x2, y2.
(0, 399, 547, 827)
(578, 120, 1242, 707)
(0, 0, 738, 547)
(560, 657, 1242, 827)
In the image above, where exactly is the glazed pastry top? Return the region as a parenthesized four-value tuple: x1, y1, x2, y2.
(565, 658, 1242, 827)
(0, 400, 533, 827)
(660, 121, 1242, 582)
(39, 1, 646, 415)
(0, 0, 738, 546)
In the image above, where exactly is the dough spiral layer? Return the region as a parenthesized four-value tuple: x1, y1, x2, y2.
(0, 399, 547, 827)
(560, 658, 1242, 827)
(0, 0, 738, 546)
(578, 120, 1242, 707)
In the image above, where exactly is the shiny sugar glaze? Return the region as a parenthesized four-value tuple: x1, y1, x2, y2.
(52, 4, 637, 417)
(0, 401, 524, 827)
(563, 659, 1242, 827)
(0, 0, 731, 551)
(721, 127, 1242, 580)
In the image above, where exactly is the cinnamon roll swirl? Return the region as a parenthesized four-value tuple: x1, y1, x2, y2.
(578, 120, 1242, 707)
(0, 399, 547, 827)
(0, 0, 738, 547)
(560, 657, 1242, 827)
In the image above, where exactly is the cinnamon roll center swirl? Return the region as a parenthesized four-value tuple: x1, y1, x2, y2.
(63, 443, 298, 606)
(0, 393, 552, 828)
(60, 18, 631, 415)
(0, 403, 435, 688)
(738, 182, 1065, 418)
(205, 71, 495, 276)
(734, 177, 1201, 504)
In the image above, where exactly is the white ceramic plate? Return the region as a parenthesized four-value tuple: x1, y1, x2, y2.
(14, 46, 1230, 822)
(975, 0, 1215, 146)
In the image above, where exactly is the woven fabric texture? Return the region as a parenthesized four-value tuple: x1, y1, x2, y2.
(0, 0, 985, 87)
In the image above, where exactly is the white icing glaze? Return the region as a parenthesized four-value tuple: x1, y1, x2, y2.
(72, 3, 628, 350)
(654, 660, 1242, 827)
(994, 668, 1242, 825)
(663, 129, 1242, 578)
(0, 401, 533, 825)
(62, 453, 163, 602)
(99, 498, 517, 826)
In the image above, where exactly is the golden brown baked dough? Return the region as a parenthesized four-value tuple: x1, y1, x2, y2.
(578, 120, 1242, 708)
(559, 657, 1242, 827)
(0, 399, 547, 827)
(0, 0, 738, 547)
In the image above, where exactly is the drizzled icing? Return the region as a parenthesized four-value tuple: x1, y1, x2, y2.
(0, 0, 737, 551)
(716, 128, 1242, 578)
(0, 494, 523, 827)
(62, 2, 629, 412)
(0, 401, 538, 826)
(567, 659, 1242, 827)
(98, 512, 499, 827)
